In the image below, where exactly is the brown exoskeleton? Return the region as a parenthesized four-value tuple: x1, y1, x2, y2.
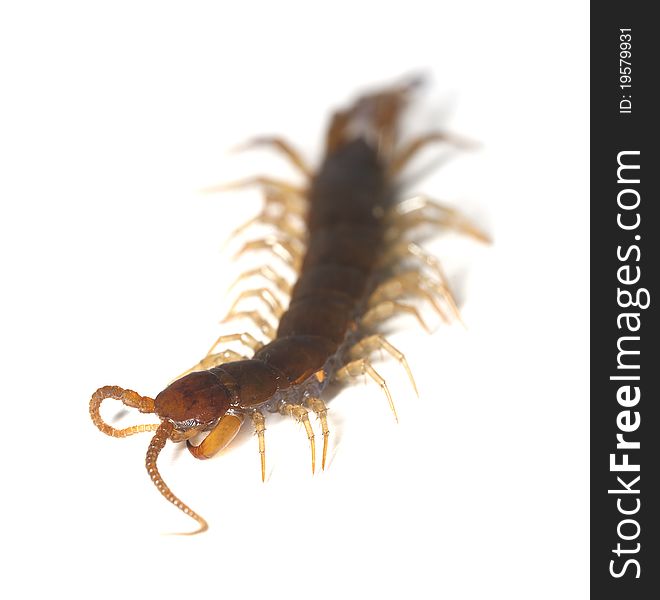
(90, 77, 488, 534)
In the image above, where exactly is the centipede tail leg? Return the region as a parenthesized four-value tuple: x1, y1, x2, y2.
(335, 359, 398, 422)
(348, 335, 419, 397)
(231, 136, 312, 178)
(280, 403, 316, 474)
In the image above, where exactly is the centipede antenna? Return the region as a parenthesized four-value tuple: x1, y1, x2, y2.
(146, 421, 208, 535)
(90, 386, 159, 438)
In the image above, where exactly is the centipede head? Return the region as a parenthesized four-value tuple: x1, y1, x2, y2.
(89, 373, 235, 534)
(153, 371, 232, 441)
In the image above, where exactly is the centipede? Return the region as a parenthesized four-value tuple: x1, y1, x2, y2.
(90, 77, 489, 534)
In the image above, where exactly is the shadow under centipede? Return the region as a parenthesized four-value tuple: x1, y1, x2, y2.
(111, 408, 129, 422)
(445, 267, 470, 309)
(171, 441, 187, 460)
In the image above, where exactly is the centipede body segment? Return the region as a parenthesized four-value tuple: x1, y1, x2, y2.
(90, 78, 488, 534)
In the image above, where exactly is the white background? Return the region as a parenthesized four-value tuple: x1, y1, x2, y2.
(0, 1, 588, 598)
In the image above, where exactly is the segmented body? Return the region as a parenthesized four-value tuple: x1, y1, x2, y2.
(220, 140, 388, 408)
(90, 79, 487, 534)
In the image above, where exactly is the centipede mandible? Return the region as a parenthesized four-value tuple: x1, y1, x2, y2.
(89, 77, 489, 534)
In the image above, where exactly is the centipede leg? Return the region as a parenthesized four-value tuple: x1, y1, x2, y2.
(368, 271, 451, 324)
(226, 288, 285, 321)
(305, 397, 329, 470)
(389, 131, 477, 177)
(221, 310, 276, 340)
(251, 411, 267, 482)
(232, 136, 312, 178)
(173, 349, 248, 382)
(348, 335, 418, 397)
(360, 300, 431, 334)
(380, 241, 439, 277)
(391, 211, 490, 244)
(386, 195, 491, 243)
(234, 236, 304, 271)
(260, 185, 308, 215)
(223, 192, 306, 248)
(202, 175, 306, 201)
(280, 403, 316, 474)
(394, 244, 463, 324)
(207, 332, 264, 356)
(378, 241, 460, 323)
(224, 213, 305, 248)
(227, 266, 292, 297)
(335, 359, 398, 422)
